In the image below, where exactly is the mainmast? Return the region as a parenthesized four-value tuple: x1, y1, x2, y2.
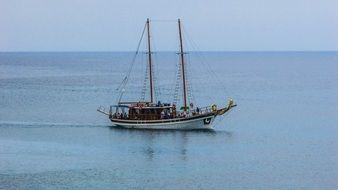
(178, 19, 188, 111)
(146, 18, 154, 103)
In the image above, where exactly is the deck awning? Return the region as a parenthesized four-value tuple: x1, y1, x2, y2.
(111, 105, 129, 108)
(131, 106, 173, 109)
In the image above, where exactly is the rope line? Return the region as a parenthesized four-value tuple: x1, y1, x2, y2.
(115, 23, 147, 102)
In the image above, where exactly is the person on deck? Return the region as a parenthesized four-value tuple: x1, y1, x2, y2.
(160, 110, 165, 119)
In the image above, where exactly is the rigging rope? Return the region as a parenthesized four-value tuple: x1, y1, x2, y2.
(115, 23, 147, 102)
(182, 25, 229, 101)
(152, 45, 159, 102)
(173, 56, 182, 105)
(115, 20, 228, 107)
(150, 19, 178, 22)
(186, 53, 196, 104)
(140, 51, 148, 101)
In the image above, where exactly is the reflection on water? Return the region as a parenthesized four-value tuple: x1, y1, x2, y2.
(108, 126, 232, 162)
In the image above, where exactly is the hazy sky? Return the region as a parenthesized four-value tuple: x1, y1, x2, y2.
(1, 0, 337, 51)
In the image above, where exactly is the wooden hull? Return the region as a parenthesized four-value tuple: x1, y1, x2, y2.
(110, 114, 216, 130)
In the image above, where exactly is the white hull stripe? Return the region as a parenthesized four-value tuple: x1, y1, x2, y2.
(111, 115, 217, 130)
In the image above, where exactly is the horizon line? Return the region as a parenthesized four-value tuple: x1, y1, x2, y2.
(1, 50, 338, 53)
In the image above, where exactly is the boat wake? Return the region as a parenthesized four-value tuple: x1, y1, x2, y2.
(0, 121, 109, 128)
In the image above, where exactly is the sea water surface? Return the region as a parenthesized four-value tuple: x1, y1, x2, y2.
(0, 52, 337, 189)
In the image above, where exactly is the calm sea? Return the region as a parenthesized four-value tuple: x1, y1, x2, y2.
(0, 52, 337, 189)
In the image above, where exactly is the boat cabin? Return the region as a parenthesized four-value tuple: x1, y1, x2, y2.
(110, 102, 177, 120)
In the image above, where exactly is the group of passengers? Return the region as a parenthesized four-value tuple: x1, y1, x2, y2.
(113, 112, 128, 119)
(160, 110, 174, 119)
(111, 101, 203, 120)
(176, 108, 200, 118)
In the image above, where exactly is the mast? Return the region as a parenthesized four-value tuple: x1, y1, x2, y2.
(178, 19, 188, 111)
(146, 18, 154, 103)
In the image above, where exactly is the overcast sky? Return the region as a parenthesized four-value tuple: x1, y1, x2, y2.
(0, 0, 337, 51)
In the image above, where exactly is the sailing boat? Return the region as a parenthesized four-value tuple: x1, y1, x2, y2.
(97, 18, 236, 130)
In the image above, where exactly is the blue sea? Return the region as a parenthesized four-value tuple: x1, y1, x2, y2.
(0, 52, 337, 189)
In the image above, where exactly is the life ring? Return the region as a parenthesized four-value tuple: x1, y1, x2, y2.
(211, 104, 217, 112)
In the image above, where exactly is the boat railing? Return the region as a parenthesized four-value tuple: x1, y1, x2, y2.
(111, 113, 168, 120)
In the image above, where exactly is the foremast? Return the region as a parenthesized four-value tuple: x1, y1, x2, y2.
(147, 18, 154, 103)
